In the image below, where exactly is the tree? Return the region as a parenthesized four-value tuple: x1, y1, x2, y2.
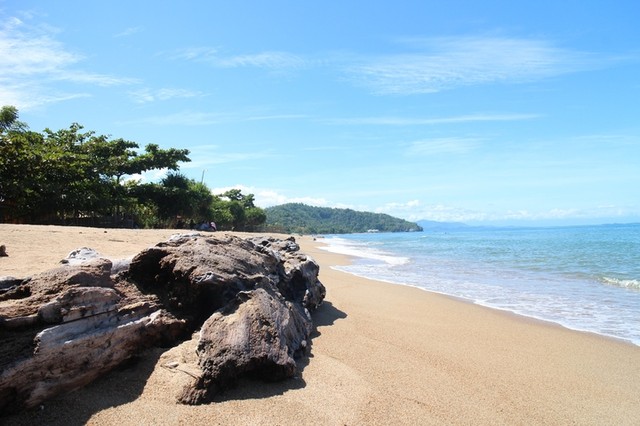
(132, 172, 215, 228)
(0, 130, 46, 221)
(212, 189, 266, 231)
(245, 207, 267, 231)
(40, 124, 107, 220)
(82, 137, 190, 223)
(0, 106, 27, 133)
(0, 106, 191, 225)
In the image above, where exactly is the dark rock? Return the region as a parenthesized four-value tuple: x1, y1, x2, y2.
(0, 234, 325, 415)
(127, 234, 325, 326)
(178, 287, 312, 404)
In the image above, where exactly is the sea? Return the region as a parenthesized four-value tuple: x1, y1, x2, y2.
(319, 223, 640, 346)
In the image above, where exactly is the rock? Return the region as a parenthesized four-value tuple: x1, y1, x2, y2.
(60, 247, 132, 277)
(0, 259, 185, 415)
(125, 234, 325, 403)
(0, 234, 325, 414)
(0, 245, 7, 257)
(61, 247, 103, 266)
(0, 276, 23, 293)
(127, 234, 325, 326)
(178, 287, 312, 404)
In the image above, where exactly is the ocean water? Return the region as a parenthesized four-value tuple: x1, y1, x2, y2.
(319, 223, 640, 346)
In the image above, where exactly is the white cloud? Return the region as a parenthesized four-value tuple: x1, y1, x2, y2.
(327, 113, 540, 126)
(207, 185, 329, 208)
(347, 36, 597, 95)
(406, 137, 481, 156)
(0, 16, 135, 109)
(56, 70, 138, 86)
(178, 144, 273, 169)
(374, 201, 488, 222)
(217, 51, 306, 69)
(128, 87, 205, 104)
(114, 26, 143, 38)
(120, 109, 309, 126)
(0, 18, 78, 74)
(169, 47, 306, 69)
(120, 111, 232, 126)
(125, 168, 169, 184)
(0, 83, 90, 109)
(373, 200, 640, 225)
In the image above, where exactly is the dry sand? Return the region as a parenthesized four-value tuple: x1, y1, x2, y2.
(1, 224, 640, 425)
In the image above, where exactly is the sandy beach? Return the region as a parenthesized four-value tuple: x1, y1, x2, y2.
(2, 224, 640, 425)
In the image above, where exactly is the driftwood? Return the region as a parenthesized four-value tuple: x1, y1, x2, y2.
(0, 234, 325, 415)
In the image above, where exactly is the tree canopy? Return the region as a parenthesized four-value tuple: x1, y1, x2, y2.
(0, 106, 266, 231)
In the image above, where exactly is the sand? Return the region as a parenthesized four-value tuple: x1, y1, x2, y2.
(1, 224, 640, 425)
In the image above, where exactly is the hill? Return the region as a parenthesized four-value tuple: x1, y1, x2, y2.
(263, 203, 423, 234)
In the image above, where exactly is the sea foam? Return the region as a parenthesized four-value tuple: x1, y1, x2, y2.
(318, 225, 640, 346)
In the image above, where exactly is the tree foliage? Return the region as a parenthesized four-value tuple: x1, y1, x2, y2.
(262, 203, 423, 234)
(0, 106, 267, 230)
(208, 189, 266, 231)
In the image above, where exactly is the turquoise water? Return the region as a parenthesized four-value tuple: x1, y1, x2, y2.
(320, 223, 640, 346)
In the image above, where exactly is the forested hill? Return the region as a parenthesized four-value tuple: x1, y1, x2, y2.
(263, 203, 423, 234)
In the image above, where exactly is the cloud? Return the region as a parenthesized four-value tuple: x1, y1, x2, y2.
(207, 185, 330, 208)
(0, 17, 78, 74)
(169, 47, 306, 69)
(375, 201, 488, 222)
(327, 113, 539, 126)
(179, 144, 273, 169)
(128, 88, 205, 104)
(0, 83, 91, 110)
(406, 137, 481, 156)
(119, 111, 234, 126)
(56, 71, 138, 86)
(119, 109, 309, 126)
(0, 16, 135, 109)
(374, 200, 640, 224)
(114, 26, 142, 38)
(347, 36, 597, 95)
(374, 199, 421, 213)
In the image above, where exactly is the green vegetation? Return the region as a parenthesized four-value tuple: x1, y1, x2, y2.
(262, 203, 423, 234)
(0, 106, 265, 231)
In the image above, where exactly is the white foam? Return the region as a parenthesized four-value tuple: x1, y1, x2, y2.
(319, 237, 409, 266)
(600, 277, 640, 291)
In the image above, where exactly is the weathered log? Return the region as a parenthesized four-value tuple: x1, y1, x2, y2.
(0, 234, 325, 415)
(0, 258, 185, 415)
(178, 287, 312, 404)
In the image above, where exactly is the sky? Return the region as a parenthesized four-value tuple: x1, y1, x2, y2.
(1, 0, 639, 226)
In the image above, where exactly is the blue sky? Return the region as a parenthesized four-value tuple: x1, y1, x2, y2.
(2, 1, 639, 225)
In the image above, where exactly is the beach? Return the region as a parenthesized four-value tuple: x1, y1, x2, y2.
(2, 224, 640, 425)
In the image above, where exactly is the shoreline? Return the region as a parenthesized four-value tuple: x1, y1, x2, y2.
(2, 225, 640, 424)
(314, 233, 640, 348)
(329, 266, 640, 349)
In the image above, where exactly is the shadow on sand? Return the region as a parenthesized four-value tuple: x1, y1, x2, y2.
(3, 348, 164, 426)
(2, 301, 347, 425)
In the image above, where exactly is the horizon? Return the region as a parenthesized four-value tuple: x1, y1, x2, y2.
(2, 1, 639, 226)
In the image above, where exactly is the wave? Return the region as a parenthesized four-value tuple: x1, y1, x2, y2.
(318, 237, 410, 266)
(600, 277, 640, 291)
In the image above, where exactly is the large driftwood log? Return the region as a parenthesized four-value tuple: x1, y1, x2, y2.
(178, 287, 312, 404)
(0, 234, 325, 415)
(0, 258, 186, 415)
